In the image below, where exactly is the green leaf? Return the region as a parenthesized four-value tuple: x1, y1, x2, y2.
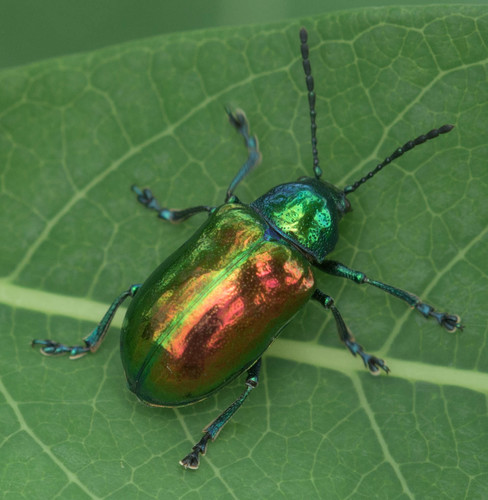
(1, 6, 487, 499)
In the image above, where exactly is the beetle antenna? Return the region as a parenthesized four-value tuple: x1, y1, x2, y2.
(343, 124, 455, 194)
(300, 28, 322, 180)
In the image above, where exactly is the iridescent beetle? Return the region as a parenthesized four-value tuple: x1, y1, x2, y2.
(33, 28, 462, 469)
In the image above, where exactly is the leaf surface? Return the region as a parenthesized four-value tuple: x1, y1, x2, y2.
(1, 6, 487, 499)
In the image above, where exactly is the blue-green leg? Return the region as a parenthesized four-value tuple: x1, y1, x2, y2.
(32, 284, 141, 359)
(225, 107, 262, 202)
(319, 261, 462, 332)
(180, 358, 262, 470)
(133, 108, 260, 221)
(313, 290, 389, 374)
(132, 185, 214, 223)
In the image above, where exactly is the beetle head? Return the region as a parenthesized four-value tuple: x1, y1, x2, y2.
(250, 176, 350, 263)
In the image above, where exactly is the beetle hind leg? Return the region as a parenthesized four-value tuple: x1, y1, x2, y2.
(131, 185, 214, 223)
(313, 289, 390, 375)
(180, 358, 262, 470)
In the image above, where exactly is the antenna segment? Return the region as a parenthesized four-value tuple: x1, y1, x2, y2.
(300, 28, 322, 180)
(344, 124, 454, 194)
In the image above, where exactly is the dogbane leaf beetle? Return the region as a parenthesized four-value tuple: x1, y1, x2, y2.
(32, 27, 462, 469)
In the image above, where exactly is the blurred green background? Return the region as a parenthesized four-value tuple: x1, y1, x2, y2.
(0, 0, 481, 69)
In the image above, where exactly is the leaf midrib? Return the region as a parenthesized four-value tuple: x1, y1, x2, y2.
(2, 279, 485, 394)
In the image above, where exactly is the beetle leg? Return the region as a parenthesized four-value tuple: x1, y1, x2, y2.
(32, 284, 141, 359)
(313, 289, 390, 375)
(180, 358, 262, 470)
(131, 185, 214, 223)
(318, 261, 463, 332)
(225, 107, 262, 202)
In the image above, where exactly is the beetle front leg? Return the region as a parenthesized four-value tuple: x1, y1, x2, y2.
(318, 261, 463, 332)
(225, 107, 262, 202)
(32, 284, 141, 359)
(132, 185, 214, 223)
(180, 358, 262, 470)
(313, 290, 389, 375)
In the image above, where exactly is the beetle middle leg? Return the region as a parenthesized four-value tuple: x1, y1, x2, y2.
(180, 358, 262, 470)
(318, 261, 463, 332)
(32, 284, 141, 359)
(313, 289, 390, 374)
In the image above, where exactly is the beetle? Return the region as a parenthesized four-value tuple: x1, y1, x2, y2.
(32, 28, 462, 469)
